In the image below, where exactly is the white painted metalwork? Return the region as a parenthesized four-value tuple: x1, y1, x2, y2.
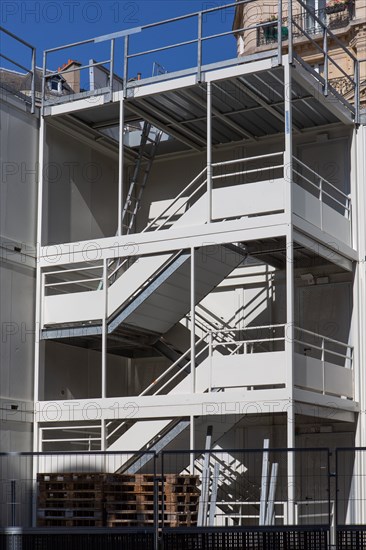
(259, 439, 270, 525)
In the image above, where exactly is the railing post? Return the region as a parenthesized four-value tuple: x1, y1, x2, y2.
(287, 0, 293, 64)
(354, 59, 360, 125)
(320, 177, 323, 230)
(118, 97, 124, 236)
(31, 47, 36, 114)
(109, 38, 115, 101)
(321, 337, 325, 394)
(190, 247, 196, 394)
(101, 258, 108, 451)
(197, 12, 203, 83)
(323, 27, 329, 96)
(277, 0, 283, 65)
(207, 81, 212, 223)
(41, 51, 47, 110)
(40, 272, 45, 331)
(123, 34, 129, 98)
(10, 479, 17, 527)
(209, 331, 213, 392)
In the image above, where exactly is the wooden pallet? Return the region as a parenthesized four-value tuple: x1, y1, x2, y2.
(37, 472, 200, 528)
(37, 473, 105, 528)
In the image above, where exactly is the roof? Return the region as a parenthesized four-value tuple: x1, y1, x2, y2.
(0, 66, 73, 103)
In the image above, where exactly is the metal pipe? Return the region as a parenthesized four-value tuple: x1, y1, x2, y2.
(190, 415, 195, 474)
(277, 0, 283, 65)
(197, 12, 202, 83)
(355, 60, 360, 125)
(11, 480, 16, 527)
(323, 28, 328, 97)
(207, 81, 212, 223)
(101, 258, 108, 450)
(143, 0, 250, 30)
(41, 51, 46, 109)
(109, 39, 115, 100)
(288, 0, 293, 63)
(118, 98, 124, 236)
(191, 247, 196, 395)
(31, 47, 36, 114)
(123, 35, 129, 97)
(0, 25, 34, 47)
(45, 59, 111, 79)
(0, 54, 30, 73)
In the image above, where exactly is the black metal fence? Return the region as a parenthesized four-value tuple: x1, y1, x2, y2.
(0, 447, 365, 549)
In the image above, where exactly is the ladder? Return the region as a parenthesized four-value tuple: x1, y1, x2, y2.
(121, 121, 163, 234)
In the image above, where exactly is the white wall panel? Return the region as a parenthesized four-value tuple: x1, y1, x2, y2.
(0, 102, 38, 246)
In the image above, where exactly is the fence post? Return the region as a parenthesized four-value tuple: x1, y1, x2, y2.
(321, 337, 325, 394)
(109, 38, 115, 101)
(123, 35, 129, 98)
(10, 480, 16, 527)
(197, 12, 203, 83)
(320, 178, 323, 231)
(277, 0, 283, 65)
(323, 27, 329, 96)
(31, 47, 36, 114)
(153, 453, 159, 550)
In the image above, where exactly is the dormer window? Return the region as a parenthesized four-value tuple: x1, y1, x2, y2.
(48, 77, 63, 94)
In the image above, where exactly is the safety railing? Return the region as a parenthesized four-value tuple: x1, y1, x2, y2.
(0, 26, 36, 113)
(293, 326, 353, 370)
(43, 263, 103, 296)
(39, 424, 102, 451)
(104, 152, 283, 284)
(291, 0, 359, 120)
(39, 0, 363, 121)
(293, 156, 351, 220)
(41, 0, 282, 107)
(5, 446, 364, 533)
(210, 324, 286, 355)
(105, 332, 211, 446)
(145, 152, 284, 232)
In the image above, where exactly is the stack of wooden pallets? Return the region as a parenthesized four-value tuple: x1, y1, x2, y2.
(37, 472, 200, 528)
(164, 474, 200, 527)
(104, 473, 156, 528)
(104, 473, 200, 528)
(37, 473, 104, 527)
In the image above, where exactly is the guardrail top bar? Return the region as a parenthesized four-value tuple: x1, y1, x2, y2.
(0, 26, 36, 114)
(44, 0, 248, 54)
(0, 25, 35, 50)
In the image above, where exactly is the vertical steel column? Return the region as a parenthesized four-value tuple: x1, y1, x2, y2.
(355, 60, 360, 125)
(32, 111, 46, 526)
(118, 97, 124, 236)
(190, 246, 196, 474)
(190, 415, 195, 474)
(191, 247, 196, 394)
(277, 0, 283, 65)
(323, 28, 329, 97)
(284, 57, 295, 525)
(207, 81, 212, 223)
(109, 38, 115, 100)
(101, 258, 108, 450)
(197, 13, 203, 83)
(41, 51, 47, 108)
(123, 35, 129, 98)
(287, 0, 293, 64)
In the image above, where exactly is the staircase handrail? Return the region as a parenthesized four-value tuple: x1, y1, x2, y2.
(142, 167, 208, 233)
(106, 331, 210, 442)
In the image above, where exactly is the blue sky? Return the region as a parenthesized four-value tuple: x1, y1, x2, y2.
(1, 1, 238, 81)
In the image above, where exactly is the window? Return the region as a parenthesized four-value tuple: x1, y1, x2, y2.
(305, 0, 326, 33)
(48, 78, 62, 94)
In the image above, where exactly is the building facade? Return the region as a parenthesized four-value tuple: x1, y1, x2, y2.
(1, 0, 366, 539)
